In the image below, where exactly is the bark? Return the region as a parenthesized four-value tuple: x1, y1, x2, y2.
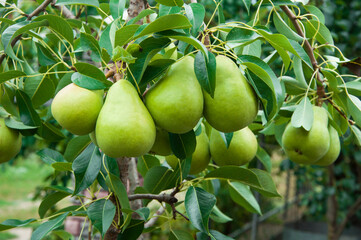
(327, 165, 338, 240)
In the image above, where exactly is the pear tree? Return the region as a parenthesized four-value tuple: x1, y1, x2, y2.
(0, 0, 361, 240)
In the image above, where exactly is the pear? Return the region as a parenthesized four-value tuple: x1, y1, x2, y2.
(282, 106, 330, 165)
(166, 126, 210, 174)
(210, 127, 258, 166)
(0, 118, 22, 163)
(96, 80, 156, 158)
(51, 83, 103, 135)
(145, 56, 203, 134)
(149, 128, 172, 156)
(203, 55, 258, 133)
(314, 125, 340, 166)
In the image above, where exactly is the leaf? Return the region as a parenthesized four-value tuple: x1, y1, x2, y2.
(140, 59, 176, 88)
(127, 9, 156, 25)
(0, 219, 36, 232)
(110, 0, 126, 19)
(16, 89, 41, 127)
(351, 125, 361, 146)
(52, 162, 73, 172)
(39, 192, 70, 218)
(72, 143, 102, 195)
(76, 32, 101, 62)
(37, 148, 65, 165)
(209, 205, 232, 223)
(169, 229, 193, 240)
(136, 14, 191, 39)
(159, 5, 181, 16)
(218, 132, 233, 149)
(143, 166, 173, 194)
(30, 212, 69, 240)
(291, 97, 314, 131)
(195, 51, 216, 97)
(240, 0, 251, 14)
(250, 168, 281, 197)
(37, 121, 66, 142)
(0, 70, 26, 83)
(117, 219, 144, 240)
(155, 0, 183, 7)
(134, 208, 150, 221)
(114, 24, 140, 47)
(185, 186, 216, 232)
(273, 11, 304, 42)
(34, 15, 74, 44)
(347, 95, 361, 128)
(305, 19, 334, 45)
(24, 76, 56, 108)
(4, 117, 37, 130)
(64, 135, 91, 162)
(209, 230, 234, 240)
(112, 46, 136, 63)
(229, 181, 261, 214)
(87, 199, 116, 236)
(99, 23, 113, 54)
(169, 130, 196, 159)
(184, 3, 205, 36)
(137, 155, 160, 177)
(72, 62, 111, 90)
(304, 5, 325, 24)
(205, 166, 261, 188)
(71, 72, 107, 90)
(56, 0, 99, 7)
(256, 146, 272, 172)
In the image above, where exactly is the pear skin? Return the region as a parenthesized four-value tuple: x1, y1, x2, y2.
(203, 55, 258, 133)
(149, 128, 172, 156)
(282, 106, 330, 165)
(0, 118, 22, 163)
(51, 83, 103, 135)
(314, 125, 340, 166)
(96, 80, 156, 158)
(189, 125, 211, 174)
(165, 155, 179, 169)
(145, 56, 203, 134)
(210, 127, 258, 166)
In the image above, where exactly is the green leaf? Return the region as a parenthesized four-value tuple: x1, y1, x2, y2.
(351, 125, 361, 146)
(291, 97, 314, 131)
(155, 0, 183, 7)
(209, 205, 232, 223)
(31, 212, 69, 240)
(0, 70, 26, 83)
(37, 121, 66, 142)
(169, 130, 196, 159)
(87, 199, 116, 236)
(347, 95, 361, 128)
(76, 32, 101, 62)
(106, 173, 131, 215)
(240, 0, 251, 14)
(34, 15, 74, 44)
(185, 186, 216, 233)
(16, 89, 41, 127)
(56, 0, 99, 7)
(64, 135, 91, 162)
(205, 166, 262, 188)
(136, 14, 191, 39)
(114, 24, 140, 47)
(51, 162, 73, 171)
(195, 51, 216, 97)
(72, 63, 111, 90)
(289, 40, 313, 69)
(137, 155, 160, 177)
(169, 229, 194, 240)
(72, 143, 102, 195)
(159, 5, 181, 16)
(127, 9, 156, 25)
(134, 208, 150, 221)
(229, 181, 261, 214)
(209, 230, 234, 240)
(0, 219, 36, 232)
(99, 24, 113, 54)
(112, 46, 136, 63)
(117, 219, 144, 240)
(304, 19, 334, 45)
(140, 59, 176, 89)
(71, 72, 107, 90)
(39, 192, 70, 218)
(143, 166, 173, 194)
(185, 3, 205, 36)
(273, 11, 304, 42)
(24, 76, 56, 108)
(110, 0, 126, 19)
(4, 117, 37, 130)
(219, 132, 233, 149)
(37, 148, 65, 165)
(250, 168, 281, 197)
(304, 5, 325, 25)
(256, 146, 272, 172)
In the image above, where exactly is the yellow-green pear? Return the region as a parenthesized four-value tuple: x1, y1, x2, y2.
(149, 128, 172, 156)
(145, 56, 203, 134)
(96, 80, 156, 157)
(0, 118, 22, 163)
(189, 125, 211, 174)
(210, 127, 258, 166)
(51, 83, 103, 135)
(282, 106, 330, 165)
(165, 155, 179, 169)
(203, 55, 258, 133)
(314, 126, 340, 166)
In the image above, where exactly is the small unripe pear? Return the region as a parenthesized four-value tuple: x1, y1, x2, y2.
(51, 83, 103, 135)
(314, 125, 341, 166)
(149, 128, 172, 156)
(0, 118, 22, 163)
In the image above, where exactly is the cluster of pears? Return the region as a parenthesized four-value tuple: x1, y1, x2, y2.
(282, 106, 341, 166)
(51, 53, 260, 172)
(0, 118, 22, 164)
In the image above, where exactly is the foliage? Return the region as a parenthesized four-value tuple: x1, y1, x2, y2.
(0, 0, 361, 239)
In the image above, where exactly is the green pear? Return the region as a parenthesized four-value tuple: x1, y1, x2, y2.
(165, 155, 179, 169)
(0, 118, 22, 163)
(210, 127, 258, 166)
(149, 127, 172, 156)
(145, 56, 203, 134)
(282, 106, 330, 165)
(314, 125, 340, 166)
(96, 80, 156, 157)
(51, 83, 103, 135)
(203, 55, 258, 133)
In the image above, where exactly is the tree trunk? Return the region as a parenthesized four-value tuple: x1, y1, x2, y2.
(327, 165, 338, 240)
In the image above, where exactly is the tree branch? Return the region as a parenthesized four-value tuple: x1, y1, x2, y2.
(128, 193, 178, 204)
(335, 195, 361, 239)
(327, 165, 338, 240)
(51, 1, 76, 19)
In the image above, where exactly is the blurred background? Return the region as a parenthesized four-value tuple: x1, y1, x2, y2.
(1, 0, 361, 239)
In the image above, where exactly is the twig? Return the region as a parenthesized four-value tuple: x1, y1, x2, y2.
(128, 193, 178, 204)
(51, 1, 76, 19)
(128, 158, 142, 211)
(327, 98, 355, 125)
(144, 206, 166, 228)
(327, 165, 338, 240)
(335, 195, 361, 239)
